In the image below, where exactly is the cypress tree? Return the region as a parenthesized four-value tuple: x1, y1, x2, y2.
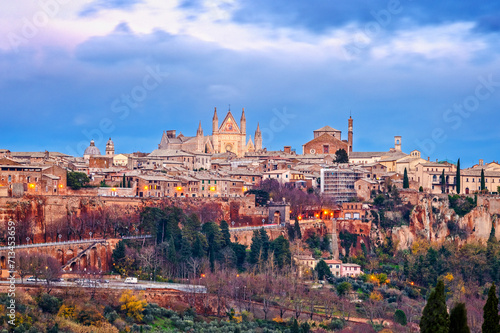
(403, 168, 409, 189)
(449, 303, 469, 333)
(219, 220, 231, 248)
(294, 218, 302, 239)
(128, 179, 131, 188)
(420, 280, 449, 333)
(122, 174, 126, 188)
(456, 159, 461, 194)
(481, 169, 486, 192)
(441, 170, 446, 194)
(482, 283, 500, 333)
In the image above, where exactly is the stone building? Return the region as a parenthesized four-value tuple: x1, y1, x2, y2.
(302, 116, 353, 156)
(158, 107, 262, 157)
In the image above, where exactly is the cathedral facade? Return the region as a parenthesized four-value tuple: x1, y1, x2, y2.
(158, 108, 262, 157)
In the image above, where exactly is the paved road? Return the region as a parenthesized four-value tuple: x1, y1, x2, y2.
(0, 279, 206, 293)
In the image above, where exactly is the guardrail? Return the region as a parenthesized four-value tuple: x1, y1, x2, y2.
(229, 224, 283, 232)
(0, 235, 153, 251)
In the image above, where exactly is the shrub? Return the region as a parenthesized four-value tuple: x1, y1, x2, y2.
(37, 293, 62, 314)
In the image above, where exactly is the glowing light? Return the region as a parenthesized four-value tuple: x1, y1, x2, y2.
(236, 274, 240, 277)
(315, 214, 319, 218)
(298, 216, 302, 220)
(176, 186, 182, 191)
(242, 186, 247, 191)
(29, 183, 35, 189)
(144, 186, 149, 190)
(210, 186, 216, 191)
(58, 184, 63, 188)
(410, 281, 414, 286)
(330, 213, 333, 216)
(111, 188, 116, 192)
(201, 274, 206, 278)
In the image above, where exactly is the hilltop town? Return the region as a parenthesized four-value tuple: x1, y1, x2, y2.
(1, 108, 500, 332)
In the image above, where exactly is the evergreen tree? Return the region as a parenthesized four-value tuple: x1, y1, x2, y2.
(287, 224, 295, 242)
(112, 240, 126, 266)
(441, 170, 446, 194)
(270, 235, 291, 269)
(294, 218, 302, 239)
(192, 234, 205, 258)
(249, 230, 262, 265)
(482, 283, 500, 333)
(219, 220, 231, 248)
(232, 243, 247, 271)
(315, 259, 333, 281)
(179, 235, 192, 262)
(128, 179, 131, 188)
(487, 225, 500, 282)
(167, 237, 177, 264)
(395, 309, 407, 326)
(449, 303, 469, 333)
(481, 169, 486, 192)
(420, 280, 449, 333)
(334, 149, 349, 163)
(403, 168, 409, 189)
(456, 159, 461, 194)
(290, 318, 300, 333)
(122, 174, 126, 188)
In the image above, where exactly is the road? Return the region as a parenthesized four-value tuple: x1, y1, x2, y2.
(0, 279, 206, 293)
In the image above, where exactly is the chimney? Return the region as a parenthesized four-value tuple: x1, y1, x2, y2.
(284, 146, 291, 154)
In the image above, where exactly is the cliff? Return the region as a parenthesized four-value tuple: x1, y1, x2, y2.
(387, 195, 500, 251)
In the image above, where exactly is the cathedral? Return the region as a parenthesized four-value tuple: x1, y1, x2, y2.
(158, 108, 262, 157)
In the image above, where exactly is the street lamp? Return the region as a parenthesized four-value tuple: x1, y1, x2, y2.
(231, 221, 235, 228)
(89, 232, 93, 240)
(26, 237, 30, 244)
(58, 234, 62, 242)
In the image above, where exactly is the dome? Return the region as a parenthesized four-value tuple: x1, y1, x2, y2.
(83, 140, 101, 157)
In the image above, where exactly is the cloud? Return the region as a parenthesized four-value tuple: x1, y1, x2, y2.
(79, 0, 143, 17)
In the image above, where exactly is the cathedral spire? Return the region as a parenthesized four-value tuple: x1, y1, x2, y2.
(212, 107, 219, 134)
(255, 122, 262, 151)
(240, 108, 246, 134)
(197, 121, 203, 136)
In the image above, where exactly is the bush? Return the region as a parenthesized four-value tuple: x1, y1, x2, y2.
(394, 309, 407, 326)
(329, 318, 344, 330)
(37, 293, 62, 314)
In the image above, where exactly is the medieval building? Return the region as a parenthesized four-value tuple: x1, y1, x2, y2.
(302, 116, 353, 155)
(158, 108, 262, 157)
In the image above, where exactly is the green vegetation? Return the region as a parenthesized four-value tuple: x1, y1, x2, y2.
(420, 280, 449, 333)
(334, 148, 349, 163)
(482, 283, 500, 333)
(456, 158, 461, 194)
(67, 171, 90, 190)
(448, 195, 476, 216)
(403, 167, 409, 189)
(449, 303, 470, 333)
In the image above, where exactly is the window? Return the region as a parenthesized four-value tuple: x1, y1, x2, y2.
(323, 145, 329, 154)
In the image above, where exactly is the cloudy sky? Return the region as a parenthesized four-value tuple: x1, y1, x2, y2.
(1, 0, 499, 167)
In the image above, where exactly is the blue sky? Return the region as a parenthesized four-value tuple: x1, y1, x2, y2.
(1, 0, 499, 167)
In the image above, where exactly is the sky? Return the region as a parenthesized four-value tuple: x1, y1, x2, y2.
(1, 0, 499, 167)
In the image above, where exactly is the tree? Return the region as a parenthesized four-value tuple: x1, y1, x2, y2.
(482, 283, 500, 333)
(420, 280, 449, 333)
(481, 169, 486, 192)
(441, 170, 446, 194)
(270, 235, 291, 269)
(456, 159, 461, 194)
(315, 259, 333, 281)
(122, 174, 126, 188)
(336, 281, 352, 297)
(294, 218, 302, 239)
(403, 168, 409, 189)
(119, 290, 147, 322)
(219, 220, 231, 248)
(449, 303, 470, 333)
(335, 149, 349, 163)
(67, 171, 90, 190)
(395, 309, 407, 326)
(112, 240, 126, 265)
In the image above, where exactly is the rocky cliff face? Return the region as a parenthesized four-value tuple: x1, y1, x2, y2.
(383, 195, 500, 251)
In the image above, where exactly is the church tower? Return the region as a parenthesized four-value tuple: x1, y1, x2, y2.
(105, 138, 115, 156)
(348, 116, 353, 153)
(255, 123, 262, 151)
